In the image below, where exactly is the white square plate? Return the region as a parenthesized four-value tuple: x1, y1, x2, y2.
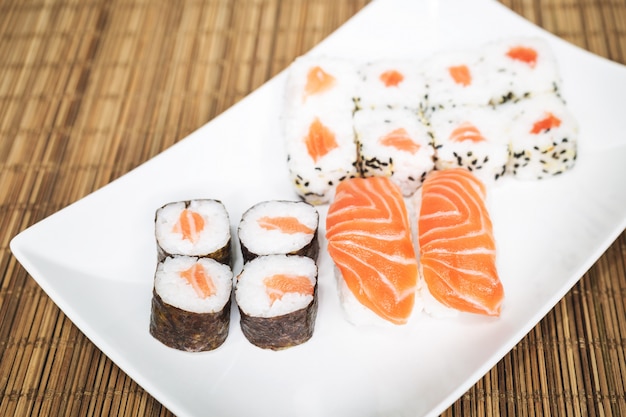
(11, 0, 626, 416)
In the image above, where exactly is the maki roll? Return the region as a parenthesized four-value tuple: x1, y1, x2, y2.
(481, 37, 562, 104)
(235, 255, 318, 350)
(150, 256, 233, 351)
(283, 56, 359, 204)
(155, 199, 231, 265)
(355, 59, 426, 112)
(422, 48, 495, 112)
(428, 105, 510, 182)
(353, 108, 434, 196)
(238, 200, 319, 263)
(505, 93, 578, 179)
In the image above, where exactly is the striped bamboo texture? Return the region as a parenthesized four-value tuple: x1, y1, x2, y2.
(1, 0, 624, 416)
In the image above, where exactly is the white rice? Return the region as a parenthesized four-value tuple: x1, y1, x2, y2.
(354, 107, 435, 196)
(284, 109, 359, 204)
(481, 37, 562, 104)
(155, 199, 230, 258)
(284, 55, 357, 117)
(428, 105, 511, 183)
(283, 56, 359, 204)
(422, 48, 494, 111)
(504, 93, 578, 179)
(238, 200, 318, 256)
(356, 59, 426, 111)
(235, 255, 317, 318)
(154, 256, 233, 314)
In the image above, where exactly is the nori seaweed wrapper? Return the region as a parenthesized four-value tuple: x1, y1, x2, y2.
(157, 237, 231, 266)
(239, 230, 319, 264)
(149, 289, 230, 352)
(238, 200, 319, 263)
(238, 285, 318, 350)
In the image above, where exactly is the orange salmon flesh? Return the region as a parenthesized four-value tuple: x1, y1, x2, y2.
(506, 46, 538, 67)
(379, 69, 404, 87)
(263, 274, 314, 305)
(530, 112, 561, 134)
(305, 118, 339, 163)
(257, 216, 314, 235)
(378, 128, 422, 154)
(172, 209, 205, 243)
(418, 168, 504, 316)
(449, 122, 486, 143)
(448, 65, 472, 87)
(326, 176, 418, 324)
(180, 262, 217, 299)
(304, 66, 336, 99)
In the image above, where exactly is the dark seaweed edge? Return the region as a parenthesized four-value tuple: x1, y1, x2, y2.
(149, 289, 231, 352)
(238, 285, 318, 351)
(237, 200, 320, 263)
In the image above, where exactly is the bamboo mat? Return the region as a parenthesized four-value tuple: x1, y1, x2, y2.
(1, 0, 625, 416)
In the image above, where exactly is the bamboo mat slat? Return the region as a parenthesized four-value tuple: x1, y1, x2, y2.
(1, 0, 625, 416)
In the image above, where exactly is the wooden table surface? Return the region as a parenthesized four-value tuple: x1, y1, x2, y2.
(1, 0, 625, 416)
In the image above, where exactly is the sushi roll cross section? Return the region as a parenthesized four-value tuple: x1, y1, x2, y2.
(155, 199, 231, 265)
(150, 256, 233, 352)
(235, 255, 318, 350)
(238, 200, 319, 262)
(354, 108, 434, 196)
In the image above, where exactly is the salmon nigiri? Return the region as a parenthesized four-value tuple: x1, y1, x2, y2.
(418, 168, 504, 316)
(326, 176, 419, 325)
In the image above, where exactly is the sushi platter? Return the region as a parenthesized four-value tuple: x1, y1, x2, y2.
(9, 0, 626, 416)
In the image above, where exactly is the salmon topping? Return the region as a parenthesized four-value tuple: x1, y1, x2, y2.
(257, 216, 314, 235)
(449, 122, 486, 143)
(506, 46, 538, 67)
(379, 70, 404, 87)
(530, 112, 561, 134)
(305, 117, 338, 162)
(263, 274, 314, 305)
(326, 177, 418, 324)
(304, 66, 336, 99)
(419, 168, 504, 316)
(379, 128, 421, 154)
(172, 209, 205, 243)
(180, 262, 217, 299)
(448, 65, 471, 87)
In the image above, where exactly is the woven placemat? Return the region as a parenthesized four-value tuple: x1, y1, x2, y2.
(1, 0, 624, 416)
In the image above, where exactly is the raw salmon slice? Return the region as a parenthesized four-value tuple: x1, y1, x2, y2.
(326, 176, 418, 324)
(448, 65, 471, 87)
(379, 69, 404, 87)
(257, 216, 314, 235)
(305, 117, 338, 163)
(180, 262, 217, 299)
(506, 46, 538, 67)
(418, 168, 504, 316)
(172, 209, 205, 243)
(379, 128, 422, 154)
(263, 274, 314, 305)
(530, 112, 561, 134)
(304, 66, 336, 98)
(449, 122, 486, 143)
